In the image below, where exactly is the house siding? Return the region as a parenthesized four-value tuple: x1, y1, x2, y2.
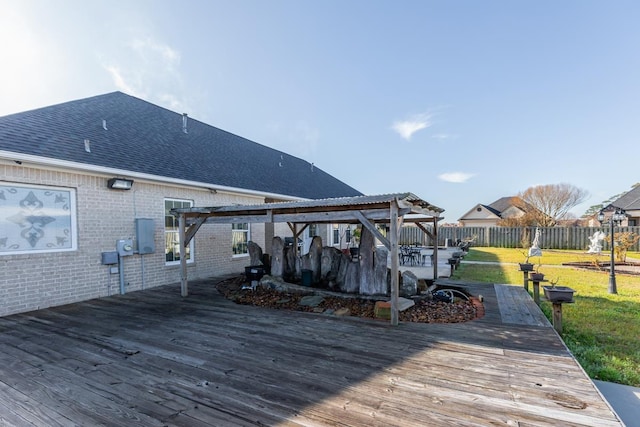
(0, 162, 269, 317)
(459, 220, 498, 228)
(459, 206, 500, 227)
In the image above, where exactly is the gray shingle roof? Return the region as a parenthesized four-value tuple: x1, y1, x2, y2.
(488, 196, 520, 216)
(611, 185, 640, 210)
(0, 92, 362, 200)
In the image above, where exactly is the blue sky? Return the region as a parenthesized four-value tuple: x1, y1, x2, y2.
(1, 0, 639, 222)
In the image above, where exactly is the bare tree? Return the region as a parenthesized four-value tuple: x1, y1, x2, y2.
(497, 211, 538, 227)
(517, 183, 589, 227)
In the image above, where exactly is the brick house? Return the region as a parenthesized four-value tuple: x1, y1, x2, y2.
(0, 92, 361, 317)
(458, 196, 528, 227)
(608, 184, 640, 226)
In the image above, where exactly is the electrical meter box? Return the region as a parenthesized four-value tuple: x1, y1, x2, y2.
(101, 251, 118, 265)
(135, 218, 155, 254)
(116, 239, 134, 256)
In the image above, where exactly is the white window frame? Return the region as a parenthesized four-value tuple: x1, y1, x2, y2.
(164, 198, 195, 265)
(0, 182, 77, 255)
(332, 224, 340, 245)
(232, 223, 250, 257)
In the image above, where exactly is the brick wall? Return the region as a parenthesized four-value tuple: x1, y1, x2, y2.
(0, 163, 272, 317)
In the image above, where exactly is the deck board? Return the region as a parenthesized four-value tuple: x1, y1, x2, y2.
(494, 283, 551, 327)
(0, 277, 622, 426)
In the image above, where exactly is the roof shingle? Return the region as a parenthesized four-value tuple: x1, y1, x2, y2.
(0, 92, 362, 200)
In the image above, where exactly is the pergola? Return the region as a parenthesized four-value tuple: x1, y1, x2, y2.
(171, 192, 444, 325)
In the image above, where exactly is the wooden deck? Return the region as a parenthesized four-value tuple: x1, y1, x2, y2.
(0, 277, 622, 426)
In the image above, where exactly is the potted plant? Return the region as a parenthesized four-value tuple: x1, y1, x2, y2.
(543, 279, 575, 302)
(519, 251, 534, 271)
(530, 262, 545, 281)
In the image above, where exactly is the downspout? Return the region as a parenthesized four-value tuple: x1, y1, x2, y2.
(118, 255, 126, 294)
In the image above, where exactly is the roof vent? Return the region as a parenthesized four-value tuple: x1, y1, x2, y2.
(84, 139, 91, 153)
(102, 119, 108, 130)
(182, 113, 188, 134)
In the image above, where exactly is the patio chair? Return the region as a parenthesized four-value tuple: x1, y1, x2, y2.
(400, 246, 418, 266)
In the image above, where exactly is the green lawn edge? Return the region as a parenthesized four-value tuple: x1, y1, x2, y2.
(452, 247, 640, 387)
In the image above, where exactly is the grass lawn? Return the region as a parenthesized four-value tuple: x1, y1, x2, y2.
(451, 247, 640, 387)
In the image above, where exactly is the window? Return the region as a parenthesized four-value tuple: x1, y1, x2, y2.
(308, 224, 317, 238)
(164, 199, 194, 264)
(332, 225, 340, 245)
(0, 183, 77, 255)
(232, 223, 250, 256)
(346, 228, 352, 244)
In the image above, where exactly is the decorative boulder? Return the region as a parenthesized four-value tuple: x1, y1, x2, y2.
(341, 260, 360, 293)
(283, 246, 298, 281)
(358, 226, 376, 295)
(258, 275, 289, 292)
(335, 251, 352, 291)
(321, 247, 343, 289)
(270, 237, 285, 277)
(372, 245, 389, 295)
(400, 270, 419, 298)
(248, 241, 263, 267)
(308, 236, 323, 281)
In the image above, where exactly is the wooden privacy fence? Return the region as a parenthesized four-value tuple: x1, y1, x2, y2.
(400, 226, 640, 251)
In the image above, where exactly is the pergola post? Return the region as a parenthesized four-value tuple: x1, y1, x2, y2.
(389, 201, 399, 326)
(415, 220, 439, 280)
(433, 220, 438, 280)
(179, 213, 188, 297)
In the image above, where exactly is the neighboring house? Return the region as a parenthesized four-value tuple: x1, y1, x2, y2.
(607, 184, 640, 226)
(458, 196, 527, 227)
(0, 92, 361, 317)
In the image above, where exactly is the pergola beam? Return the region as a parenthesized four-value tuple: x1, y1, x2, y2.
(197, 208, 413, 225)
(354, 210, 390, 249)
(185, 215, 208, 246)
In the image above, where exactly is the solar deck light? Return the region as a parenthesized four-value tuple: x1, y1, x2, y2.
(598, 207, 626, 294)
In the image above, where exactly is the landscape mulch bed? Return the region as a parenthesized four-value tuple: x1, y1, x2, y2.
(563, 261, 640, 275)
(216, 276, 479, 323)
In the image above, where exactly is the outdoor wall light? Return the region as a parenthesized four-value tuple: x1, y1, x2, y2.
(597, 206, 626, 294)
(107, 178, 134, 190)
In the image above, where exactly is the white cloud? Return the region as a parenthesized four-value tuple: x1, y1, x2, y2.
(438, 172, 475, 183)
(102, 36, 188, 112)
(130, 38, 180, 64)
(391, 113, 433, 140)
(105, 66, 138, 96)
